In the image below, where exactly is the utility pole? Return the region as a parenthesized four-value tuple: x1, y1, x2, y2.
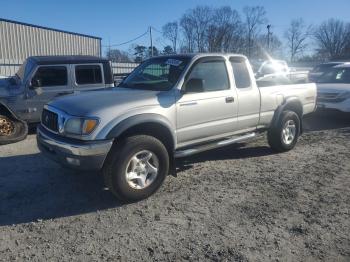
(267, 25, 272, 51)
(108, 37, 111, 59)
(149, 26, 154, 57)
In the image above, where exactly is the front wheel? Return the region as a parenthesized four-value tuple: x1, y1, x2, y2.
(0, 114, 28, 145)
(268, 111, 300, 152)
(103, 135, 169, 202)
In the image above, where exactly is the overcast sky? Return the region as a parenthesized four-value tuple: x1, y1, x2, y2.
(1, 0, 350, 55)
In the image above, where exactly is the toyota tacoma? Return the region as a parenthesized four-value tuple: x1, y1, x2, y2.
(37, 54, 317, 201)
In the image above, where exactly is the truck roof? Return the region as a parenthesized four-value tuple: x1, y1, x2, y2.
(151, 53, 247, 61)
(334, 62, 350, 68)
(28, 55, 109, 65)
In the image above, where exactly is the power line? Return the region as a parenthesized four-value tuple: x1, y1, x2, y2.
(102, 29, 149, 47)
(151, 26, 163, 34)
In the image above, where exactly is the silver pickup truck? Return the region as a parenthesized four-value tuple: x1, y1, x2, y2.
(37, 54, 316, 202)
(0, 56, 114, 144)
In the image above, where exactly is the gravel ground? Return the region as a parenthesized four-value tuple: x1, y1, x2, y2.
(0, 112, 349, 261)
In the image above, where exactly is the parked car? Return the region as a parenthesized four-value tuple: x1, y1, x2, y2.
(256, 71, 309, 87)
(37, 54, 317, 202)
(0, 55, 114, 145)
(316, 63, 350, 113)
(255, 59, 290, 78)
(255, 59, 309, 85)
(308, 62, 344, 82)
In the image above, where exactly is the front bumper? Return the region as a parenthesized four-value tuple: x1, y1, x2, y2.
(37, 125, 113, 170)
(316, 99, 350, 113)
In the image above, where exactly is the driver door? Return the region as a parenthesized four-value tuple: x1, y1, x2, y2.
(176, 57, 238, 147)
(25, 65, 72, 122)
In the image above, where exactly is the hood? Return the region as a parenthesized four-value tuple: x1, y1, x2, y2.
(49, 87, 173, 117)
(0, 77, 11, 87)
(316, 83, 350, 94)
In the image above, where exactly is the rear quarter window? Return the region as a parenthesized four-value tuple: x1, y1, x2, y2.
(75, 65, 103, 85)
(230, 57, 251, 89)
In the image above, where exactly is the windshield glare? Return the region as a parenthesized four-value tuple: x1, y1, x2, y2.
(120, 57, 190, 91)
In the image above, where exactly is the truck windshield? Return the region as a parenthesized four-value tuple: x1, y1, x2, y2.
(15, 60, 28, 81)
(120, 57, 190, 91)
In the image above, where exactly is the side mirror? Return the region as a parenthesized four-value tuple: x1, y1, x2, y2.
(255, 72, 263, 78)
(184, 78, 204, 93)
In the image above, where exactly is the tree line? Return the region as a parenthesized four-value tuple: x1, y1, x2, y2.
(106, 5, 350, 63)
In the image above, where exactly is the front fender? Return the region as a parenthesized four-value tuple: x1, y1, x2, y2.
(0, 101, 21, 121)
(104, 113, 176, 141)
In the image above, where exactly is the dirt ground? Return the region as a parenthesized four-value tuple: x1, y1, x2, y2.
(0, 112, 349, 261)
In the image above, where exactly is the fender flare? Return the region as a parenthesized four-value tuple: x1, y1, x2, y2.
(271, 97, 303, 133)
(0, 101, 22, 121)
(105, 113, 176, 147)
(0, 102, 28, 144)
(105, 113, 177, 176)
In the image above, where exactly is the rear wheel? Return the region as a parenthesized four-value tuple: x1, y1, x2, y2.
(103, 135, 169, 202)
(0, 114, 28, 145)
(268, 111, 300, 152)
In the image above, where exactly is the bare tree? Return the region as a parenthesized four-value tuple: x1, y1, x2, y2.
(314, 19, 350, 59)
(243, 6, 267, 57)
(284, 18, 311, 62)
(206, 6, 243, 52)
(191, 6, 213, 52)
(180, 14, 196, 53)
(257, 33, 283, 59)
(106, 48, 131, 62)
(162, 22, 178, 53)
(180, 6, 212, 52)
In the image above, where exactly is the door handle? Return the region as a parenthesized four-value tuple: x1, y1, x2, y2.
(179, 102, 198, 106)
(225, 97, 234, 103)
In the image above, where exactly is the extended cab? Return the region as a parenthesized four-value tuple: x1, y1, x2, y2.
(0, 56, 113, 144)
(37, 54, 317, 201)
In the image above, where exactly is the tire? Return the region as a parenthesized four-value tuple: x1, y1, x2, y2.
(103, 135, 169, 202)
(0, 114, 28, 145)
(267, 110, 300, 152)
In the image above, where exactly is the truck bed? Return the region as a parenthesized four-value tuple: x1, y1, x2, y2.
(258, 83, 317, 127)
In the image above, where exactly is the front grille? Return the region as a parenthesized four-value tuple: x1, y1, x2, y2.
(317, 92, 344, 103)
(42, 109, 58, 132)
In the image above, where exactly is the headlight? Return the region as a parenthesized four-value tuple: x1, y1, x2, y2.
(64, 117, 99, 135)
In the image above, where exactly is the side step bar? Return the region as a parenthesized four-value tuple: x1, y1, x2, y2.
(175, 133, 256, 158)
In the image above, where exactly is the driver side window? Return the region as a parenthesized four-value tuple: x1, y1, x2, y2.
(32, 66, 67, 87)
(187, 60, 230, 92)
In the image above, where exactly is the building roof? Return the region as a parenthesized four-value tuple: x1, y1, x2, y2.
(0, 18, 101, 40)
(28, 56, 109, 65)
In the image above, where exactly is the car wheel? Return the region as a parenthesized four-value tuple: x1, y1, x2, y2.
(0, 114, 28, 145)
(267, 110, 300, 152)
(103, 135, 169, 202)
